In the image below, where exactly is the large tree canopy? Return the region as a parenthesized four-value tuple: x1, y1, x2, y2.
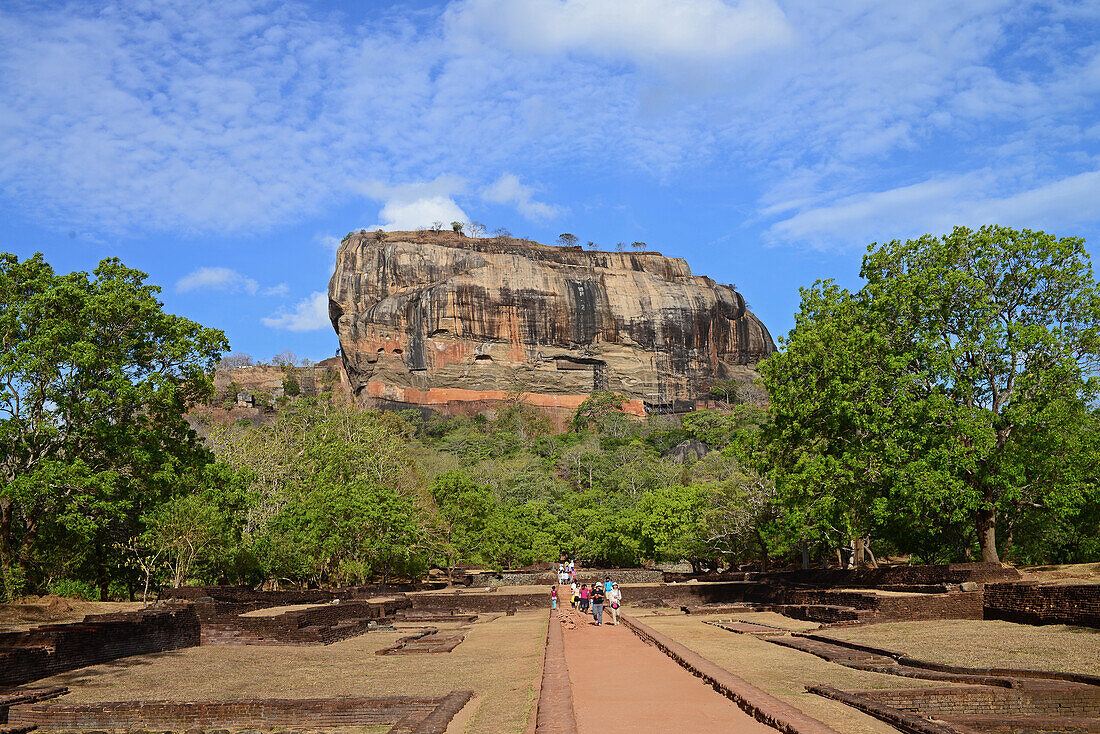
(761, 226, 1100, 563)
(0, 253, 227, 598)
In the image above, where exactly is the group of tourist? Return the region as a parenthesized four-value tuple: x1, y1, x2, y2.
(552, 572, 622, 626)
(556, 561, 575, 585)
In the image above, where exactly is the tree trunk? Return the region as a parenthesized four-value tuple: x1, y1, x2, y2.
(755, 528, 770, 572)
(95, 541, 108, 601)
(976, 506, 999, 563)
(801, 545, 810, 571)
(854, 536, 865, 567)
(864, 538, 878, 568)
(0, 499, 12, 582)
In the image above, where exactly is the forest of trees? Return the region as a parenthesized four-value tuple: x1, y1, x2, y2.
(3, 225, 1100, 601)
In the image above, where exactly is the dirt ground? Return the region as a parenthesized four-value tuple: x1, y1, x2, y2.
(634, 611, 941, 734)
(819, 618, 1100, 675)
(0, 597, 146, 633)
(30, 609, 548, 734)
(561, 606, 773, 734)
(1019, 561, 1100, 584)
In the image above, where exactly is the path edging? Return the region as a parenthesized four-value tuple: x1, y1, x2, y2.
(534, 610, 578, 733)
(622, 615, 841, 734)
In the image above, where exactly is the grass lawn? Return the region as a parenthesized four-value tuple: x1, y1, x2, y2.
(32, 609, 548, 734)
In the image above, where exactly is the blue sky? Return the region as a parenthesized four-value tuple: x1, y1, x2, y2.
(2, 0, 1099, 362)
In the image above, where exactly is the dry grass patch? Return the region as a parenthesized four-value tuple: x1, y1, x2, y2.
(819, 619, 1100, 675)
(0, 599, 146, 633)
(702, 610, 821, 632)
(34, 610, 548, 734)
(636, 613, 939, 734)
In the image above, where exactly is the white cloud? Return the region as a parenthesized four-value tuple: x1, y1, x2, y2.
(482, 173, 561, 221)
(355, 176, 471, 231)
(767, 170, 1100, 250)
(176, 267, 259, 295)
(0, 0, 1095, 247)
(444, 0, 795, 67)
(261, 283, 290, 297)
(316, 234, 343, 252)
(262, 291, 331, 331)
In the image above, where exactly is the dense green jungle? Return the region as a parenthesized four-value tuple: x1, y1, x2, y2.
(3, 225, 1100, 601)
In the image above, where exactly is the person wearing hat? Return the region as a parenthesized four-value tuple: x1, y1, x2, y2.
(607, 582, 622, 625)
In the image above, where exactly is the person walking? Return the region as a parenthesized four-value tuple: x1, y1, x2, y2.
(570, 580, 578, 608)
(579, 584, 590, 613)
(604, 575, 614, 594)
(607, 582, 622, 625)
(550, 585, 558, 610)
(590, 582, 606, 625)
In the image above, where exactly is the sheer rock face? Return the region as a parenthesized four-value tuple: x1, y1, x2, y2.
(328, 231, 775, 416)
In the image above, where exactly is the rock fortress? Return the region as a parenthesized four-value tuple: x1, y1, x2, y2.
(327, 229, 777, 421)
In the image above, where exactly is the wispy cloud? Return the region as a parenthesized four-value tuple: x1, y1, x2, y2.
(443, 0, 795, 67)
(0, 0, 1096, 249)
(262, 291, 331, 331)
(176, 267, 288, 296)
(767, 170, 1100, 250)
(482, 173, 561, 221)
(176, 267, 259, 295)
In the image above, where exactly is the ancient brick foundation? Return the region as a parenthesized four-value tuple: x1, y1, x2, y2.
(811, 682, 1100, 734)
(984, 582, 1100, 628)
(665, 562, 1020, 588)
(8, 692, 474, 734)
(0, 606, 200, 688)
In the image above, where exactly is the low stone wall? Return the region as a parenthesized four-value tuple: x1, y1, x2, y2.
(469, 569, 664, 587)
(623, 615, 841, 734)
(195, 596, 411, 645)
(0, 606, 200, 687)
(860, 683, 1100, 717)
(812, 683, 1100, 734)
(665, 563, 1019, 588)
(8, 692, 474, 734)
(984, 582, 1100, 628)
(161, 583, 437, 604)
(412, 582, 982, 622)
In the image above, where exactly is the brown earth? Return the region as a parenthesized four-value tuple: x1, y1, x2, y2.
(0, 597, 146, 633)
(635, 612, 940, 734)
(559, 603, 774, 734)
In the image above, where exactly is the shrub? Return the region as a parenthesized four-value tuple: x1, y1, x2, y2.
(47, 578, 98, 600)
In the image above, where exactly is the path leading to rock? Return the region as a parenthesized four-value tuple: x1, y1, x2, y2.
(557, 602, 776, 734)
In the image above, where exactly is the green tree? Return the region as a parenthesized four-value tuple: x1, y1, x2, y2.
(0, 253, 227, 597)
(282, 374, 301, 397)
(557, 233, 578, 248)
(572, 391, 628, 431)
(429, 471, 496, 569)
(762, 226, 1100, 564)
(635, 484, 707, 569)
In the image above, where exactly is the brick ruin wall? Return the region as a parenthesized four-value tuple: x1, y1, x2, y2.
(410, 582, 984, 621)
(665, 562, 1020, 587)
(855, 683, 1100, 718)
(0, 606, 200, 688)
(984, 582, 1100, 628)
(8, 692, 474, 734)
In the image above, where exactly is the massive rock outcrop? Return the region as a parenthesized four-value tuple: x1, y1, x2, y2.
(328, 231, 775, 418)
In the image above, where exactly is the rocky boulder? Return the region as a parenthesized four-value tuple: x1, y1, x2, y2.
(328, 231, 775, 418)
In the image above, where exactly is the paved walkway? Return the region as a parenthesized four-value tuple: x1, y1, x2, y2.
(557, 600, 776, 734)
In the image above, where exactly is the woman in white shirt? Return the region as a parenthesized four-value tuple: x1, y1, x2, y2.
(607, 582, 622, 625)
